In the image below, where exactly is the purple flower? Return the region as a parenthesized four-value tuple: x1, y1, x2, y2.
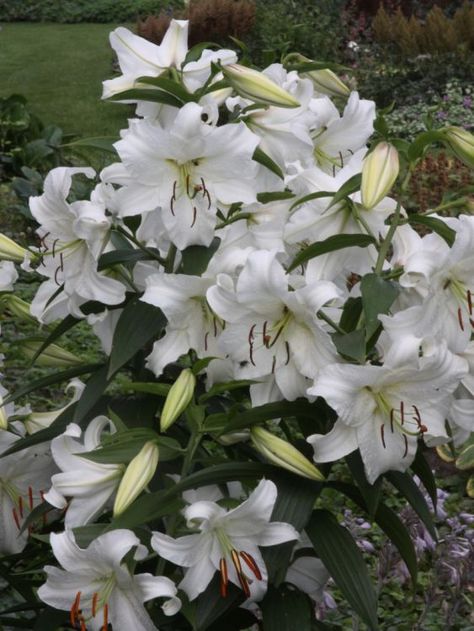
(463, 96, 472, 108)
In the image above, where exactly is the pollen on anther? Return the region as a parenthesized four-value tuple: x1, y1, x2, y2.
(380, 424, 386, 449)
(92, 592, 98, 617)
(240, 551, 262, 580)
(458, 307, 465, 331)
(219, 558, 228, 597)
(102, 602, 109, 631)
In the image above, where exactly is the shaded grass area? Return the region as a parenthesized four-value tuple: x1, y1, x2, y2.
(0, 23, 131, 137)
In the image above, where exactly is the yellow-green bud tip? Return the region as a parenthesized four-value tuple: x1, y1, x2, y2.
(113, 441, 159, 516)
(222, 64, 300, 108)
(251, 426, 324, 481)
(361, 142, 399, 210)
(160, 369, 196, 432)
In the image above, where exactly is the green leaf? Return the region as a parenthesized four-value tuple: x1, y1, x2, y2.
(1, 363, 101, 406)
(136, 75, 194, 102)
(288, 190, 334, 211)
(204, 399, 317, 435)
(98, 248, 162, 271)
(386, 471, 436, 540)
(183, 41, 219, 64)
(411, 449, 437, 511)
(407, 214, 455, 246)
(253, 147, 284, 179)
(198, 379, 255, 403)
(339, 296, 363, 333)
(257, 191, 295, 204)
(328, 173, 362, 208)
(360, 273, 399, 339)
(306, 510, 379, 630)
(331, 329, 366, 362)
(346, 451, 382, 519)
(407, 130, 444, 162)
(107, 297, 166, 378)
(29, 314, 81, 363)
(125, 382, 171, 397)
(179, 237, 221, 275)
(288, 234, 376, 273)
(195, 576, 246, 631)
(107, 88, 183, 107)
(80, 430, 183, 464)
(263, 473, 321, 584)
(73, 524, 108, 547)
(331, 481, 417, 588)
(62, 136, 118, 154)
(261, 585, 312, 631)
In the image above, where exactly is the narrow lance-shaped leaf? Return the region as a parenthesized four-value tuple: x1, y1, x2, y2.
(306, 509, 379, 630)
(288, 234, 376, 273)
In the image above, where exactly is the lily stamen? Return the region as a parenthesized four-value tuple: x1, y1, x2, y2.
(403, 434, 409, 458)
(18, 496, 23, 518)
(70, 591, 81, 628)
(458, 307, 465, 331)
(219, 558, 228, 597)
(92, 592, 98, 617)
(380, 424, 386, 448)
(190, 206, 197, 228)
(12, 507, 20, 530)
(468, 289, 473, 315)
(240, 551, 262, 580)
(102, 602, 109, 631)
(28, 486, 34, 510)
(231, 549, 250, 598)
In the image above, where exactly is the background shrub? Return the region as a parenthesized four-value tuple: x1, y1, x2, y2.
(0, 0, 183, 23)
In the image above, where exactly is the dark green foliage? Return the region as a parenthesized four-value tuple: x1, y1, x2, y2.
(0, 0, 184, 23)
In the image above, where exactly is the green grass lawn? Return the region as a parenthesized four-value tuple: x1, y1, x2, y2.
(0, 23, 132, 138)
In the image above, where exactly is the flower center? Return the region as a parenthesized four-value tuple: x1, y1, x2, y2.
(215, 528, 262, 599)
(247, 307, 292, 368)
(70, 574, 115, 631)
(443, 278, 474, 332)
(369, 390, 428, 457)
(169, 161, 211, 227)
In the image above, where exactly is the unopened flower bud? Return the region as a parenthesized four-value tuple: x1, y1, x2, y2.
(0, 295, 36, 324)
(361, 142, 399, 209)
(306, 68, 350, 98)
(222, 64, 300, 108)
(20, 340, 82, 367)
(0, 396, 8, 430)
(442, 126, 474, 169)
(0, 234, 28, 262)
(251, 426, 324, 481)
(160, 369, 196, 432)
(113, 441, 159, 516)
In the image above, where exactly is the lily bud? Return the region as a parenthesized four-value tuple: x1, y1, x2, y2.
(160, 369, 196, 432)
(222, 64, 300, 108)
(113, 441, 159, 516)
(20, 340, 82, 367)
(441, 126, 474, 169)
(361, 142, 399, 209)
(0, 396, 8, 430)
(0, 234, 28, 262)
(306, 68, 350, 98)
(0, 295, 36, 324)
(251, 426, 324, 481)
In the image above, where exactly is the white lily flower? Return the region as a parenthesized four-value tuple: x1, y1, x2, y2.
(112, 104, 260, 249)
(44, 416, 124, 527)
(207, 250, 340, 399)
(30, 167, 126, 310)
(0, 261, 18, 291)
(0, 429, 55, 554)
(227, 64, 316, 169)
(151, 479, 298, 601)
(103, 21, 236, 101)
(381, 215, 474, 354)
(38, 529, 181, 631)
(307, 343, 467, 483)
(311, 92, 375, 173)
(24, 378, 85, 434)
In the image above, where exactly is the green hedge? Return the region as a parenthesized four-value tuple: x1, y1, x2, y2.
(0, 0, 184, 23)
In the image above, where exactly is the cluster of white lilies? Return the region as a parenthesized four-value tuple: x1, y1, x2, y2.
(0, 17, 473, 631)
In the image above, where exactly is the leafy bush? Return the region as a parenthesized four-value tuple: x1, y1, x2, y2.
(0, 0, 183, 23)
(137, 0, 256, 48)
(373, 1, 474, 56)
